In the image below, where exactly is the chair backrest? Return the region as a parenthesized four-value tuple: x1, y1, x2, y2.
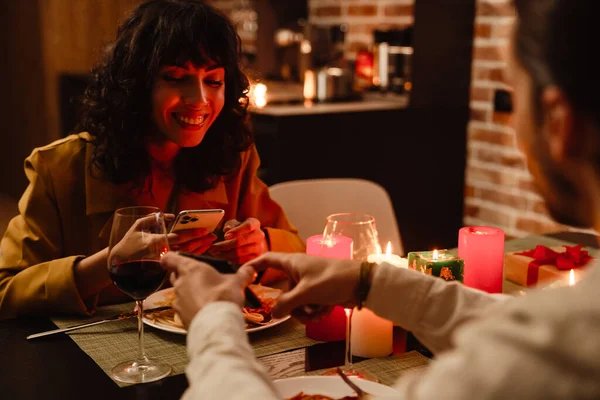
(269, 178, 404, 256)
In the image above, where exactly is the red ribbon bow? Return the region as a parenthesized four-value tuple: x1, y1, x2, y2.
(516, 245, 593, 285)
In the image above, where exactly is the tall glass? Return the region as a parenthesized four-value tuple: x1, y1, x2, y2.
(107, 206, 172, 383)
(321, 213, 379, 382)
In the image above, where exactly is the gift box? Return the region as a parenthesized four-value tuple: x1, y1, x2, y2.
(504, 245, 593, 287)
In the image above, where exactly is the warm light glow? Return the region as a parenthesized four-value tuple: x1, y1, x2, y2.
(385, 242, 392, 259)
(300, 39, 312, 54)
(251, 83, 267, 108)
(569, 269, 575, 286)
(303, 70, 315, 100)
(344, 308, 351, 317)
(433, 249, 439, 261)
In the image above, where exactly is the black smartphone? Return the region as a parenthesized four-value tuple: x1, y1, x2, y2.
(178, 253, 262, 309)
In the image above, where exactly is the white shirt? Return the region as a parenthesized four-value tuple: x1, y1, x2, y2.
(182, 262, 600, 399)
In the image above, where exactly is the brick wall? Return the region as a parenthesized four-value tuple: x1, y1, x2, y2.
(308, 0, 414, 57)
(464, 0, 593, 237)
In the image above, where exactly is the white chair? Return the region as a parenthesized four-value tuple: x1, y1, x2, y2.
(269, 178, 404, 256)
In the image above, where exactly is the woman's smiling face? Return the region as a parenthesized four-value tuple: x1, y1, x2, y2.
(151, 61, 226, 148)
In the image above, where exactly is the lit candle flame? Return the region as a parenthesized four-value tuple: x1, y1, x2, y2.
(303, 70, 315, 100)
(433, 249, 439, 261)
(385, 241, 392, 259)
(569, 269, 575, 286)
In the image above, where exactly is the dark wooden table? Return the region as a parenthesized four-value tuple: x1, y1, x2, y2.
(1, 232, 596, 400)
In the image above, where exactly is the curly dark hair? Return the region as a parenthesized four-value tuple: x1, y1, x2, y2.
(75, 0, 253, 192)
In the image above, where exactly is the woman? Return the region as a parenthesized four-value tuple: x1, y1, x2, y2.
(161, 0, 600, 399)
(0, 0, 304, 320)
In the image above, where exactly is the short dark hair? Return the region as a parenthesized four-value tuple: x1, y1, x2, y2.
(76, 0, 253, 192)
(514, 0, 600, 124)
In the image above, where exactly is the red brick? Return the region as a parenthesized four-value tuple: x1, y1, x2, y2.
(348, 5, 378, 16)
(479, 188, 529, 209)
(473, 66, 491, 81)
(473, 45, 504, 62)
(466, 166, 504, 185)
(518, 177, 538, 193)
(469, 127, 515, 147)
(471, 108, 489, 122)
(471, 87, 492, 102)
(494, 23, 514, 39)
(313, 6, 341, 17)
(489, 68, 507, 84)
(516, 217, 561, 234)
(383, 5, 414, 17)
(465, 184, 475, 198)
(474, 23, 492, 39)
(477, 2, 515, 17)
(493, 112, 513, 125)
(474, 147, 525, 169)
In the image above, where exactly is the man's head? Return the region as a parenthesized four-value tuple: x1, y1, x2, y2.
(509, 0, 600, 228)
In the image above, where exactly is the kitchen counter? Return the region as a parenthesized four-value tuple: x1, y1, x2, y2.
(250, 93, 409, 116)
(248, 80, 409, 116)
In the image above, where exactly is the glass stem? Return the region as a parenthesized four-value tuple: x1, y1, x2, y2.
(137, 300, 147, 362)
(345, 308, 353, 369)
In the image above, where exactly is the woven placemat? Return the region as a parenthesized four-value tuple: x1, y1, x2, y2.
(303, 351, 430, 387)
(51, 304, 319, 387)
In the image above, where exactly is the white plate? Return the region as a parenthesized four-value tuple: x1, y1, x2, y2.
(274, 376, 398, 398)
(142, 288, 291, 334)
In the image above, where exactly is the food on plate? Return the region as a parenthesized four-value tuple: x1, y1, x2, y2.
(285, 393, 359, 400)
(146, 285, 282, 330)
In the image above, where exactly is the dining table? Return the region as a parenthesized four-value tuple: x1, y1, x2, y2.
(1, 231, 597, 400)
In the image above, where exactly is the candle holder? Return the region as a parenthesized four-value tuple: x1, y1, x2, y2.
(458, 226, 505, 293)
(407, 249, 464, 282)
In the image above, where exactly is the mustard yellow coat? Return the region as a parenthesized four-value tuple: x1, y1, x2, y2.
(0, 133, 305, 320)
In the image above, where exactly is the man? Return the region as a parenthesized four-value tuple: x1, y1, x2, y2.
(162, 0, 600, 398)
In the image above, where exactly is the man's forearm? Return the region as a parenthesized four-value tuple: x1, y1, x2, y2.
(183, 302, 279, 400)
(366, 263, 500, 354)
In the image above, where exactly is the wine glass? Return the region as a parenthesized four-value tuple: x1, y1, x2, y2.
(107, 206, 172, 383)
(321, 213, 379, 382)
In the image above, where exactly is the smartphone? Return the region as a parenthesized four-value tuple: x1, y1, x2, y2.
(170, 209, 225, 233)
(178, 253, 263, 309)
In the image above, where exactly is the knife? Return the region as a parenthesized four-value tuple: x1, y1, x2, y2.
(26, 306, 172, 340)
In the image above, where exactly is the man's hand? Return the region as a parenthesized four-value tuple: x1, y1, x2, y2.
(244, 253, 364, 322)
(160, 252, 256, 328)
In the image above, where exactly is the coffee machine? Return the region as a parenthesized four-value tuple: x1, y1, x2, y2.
(373, 27, 414, 94)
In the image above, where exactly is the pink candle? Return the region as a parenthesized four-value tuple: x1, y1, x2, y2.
(458, 226, 505, 293)
(305, 234, 353, 342)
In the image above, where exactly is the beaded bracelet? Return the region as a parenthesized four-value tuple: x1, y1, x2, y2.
(356, 261, 376, 310)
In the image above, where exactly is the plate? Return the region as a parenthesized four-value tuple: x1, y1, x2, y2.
(274, 376, 398, 399)
(142, 287, 291, 334)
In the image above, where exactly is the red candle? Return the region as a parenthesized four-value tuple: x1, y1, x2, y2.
(458, 226, 505, 293)
(305, 235, 352, 342)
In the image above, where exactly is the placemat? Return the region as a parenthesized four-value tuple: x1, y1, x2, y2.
(303, 350, 430, 387)
(51, 303, 319, 387)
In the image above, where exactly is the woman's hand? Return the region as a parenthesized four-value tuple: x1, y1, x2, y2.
(244, 253, 365, 322)
(160, 252, 256, 328)
(208, 218, 268, 264)
(163, 213, 217, 254)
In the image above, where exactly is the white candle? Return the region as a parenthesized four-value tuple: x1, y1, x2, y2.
(351, 307, 393, 358)
(569, 269, 575, 286)
(367, 242, 408, 269)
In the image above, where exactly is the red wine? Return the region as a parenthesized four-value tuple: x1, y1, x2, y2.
(109, 260, 166, 300)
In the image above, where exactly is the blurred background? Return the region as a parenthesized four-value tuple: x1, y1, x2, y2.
(0, 0, 588, 251)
